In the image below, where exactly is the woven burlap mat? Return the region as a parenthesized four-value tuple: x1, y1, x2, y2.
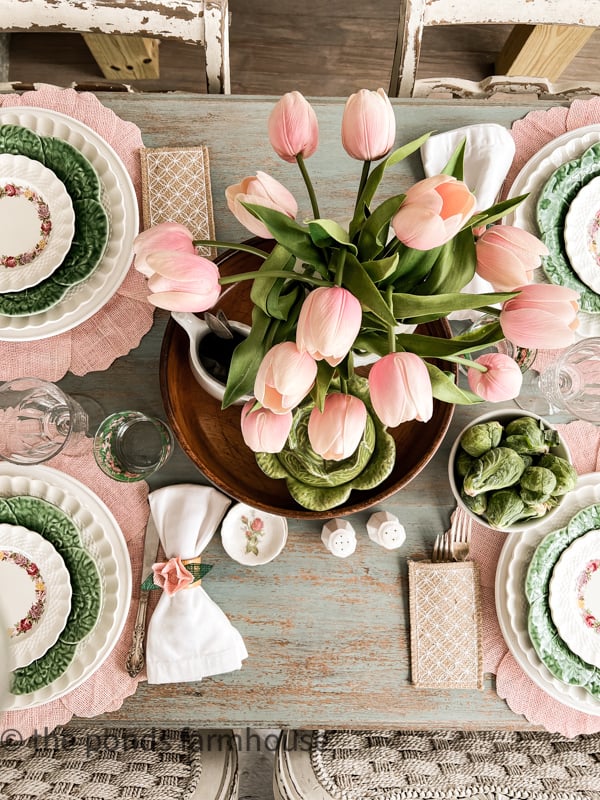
(0, 726, 203, 799)
(310, 730, 600, 799)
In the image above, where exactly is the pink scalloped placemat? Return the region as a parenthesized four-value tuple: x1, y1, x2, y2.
(0, 85, 154, 381)
(0, 442, 149, 740)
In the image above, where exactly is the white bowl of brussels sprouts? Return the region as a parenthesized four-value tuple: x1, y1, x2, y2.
(448, 409, 575, 532)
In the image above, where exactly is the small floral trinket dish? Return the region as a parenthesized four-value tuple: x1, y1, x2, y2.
(220, 502, 288, 566)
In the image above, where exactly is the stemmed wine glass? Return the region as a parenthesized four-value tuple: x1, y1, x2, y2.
(0, 377, 89, 464)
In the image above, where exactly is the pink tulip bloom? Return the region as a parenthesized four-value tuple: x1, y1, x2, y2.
(475, 225, 549, 291)
(308, 393, 367, 461)
(268, 91, 319, 163)
(391, 175, 476, 250)
(254, 342, 317, 414)
(341, 88, 396, 161)
(225, 171, 298, 239)
(296, 286, 362, 367)
(145, 251, 221, 312)
(500, 283, 579, 349)
(369, 352, 433, 427)
(240, 401, 293, 453)
(467, 353, 523, 402)
(133, 222, 195, 277)
(152, 557, 194, 596)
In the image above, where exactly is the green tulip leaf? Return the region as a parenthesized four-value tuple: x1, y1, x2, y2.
(413, 227, 476, 295)
(425, 362, 483, 405)
(396, 327, 503, 358)
(468, 194, 528, 229)
(386, 243, 443, 292)
(222, 307, 272, 408)
(357, 194, 405, 261)
(342, 253, 396, 327)
(392, 290, 516, 319)
(250, 243, 297, 316)
(308, 219, 357, 254)
(442, 140, 466, 180)
(241, 203, 327, 269)
(312, 360, 336, 411)
(266, 282, 301, 320)
(361, 254, 399, 284)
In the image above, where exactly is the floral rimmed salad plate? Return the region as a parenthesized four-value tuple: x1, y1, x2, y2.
(0, 522, 72, 670)
(0, 154, 75, 294)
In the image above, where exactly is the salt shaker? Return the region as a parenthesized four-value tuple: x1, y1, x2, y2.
(321, 519, 357, 558)
(367, 511, 406, 550)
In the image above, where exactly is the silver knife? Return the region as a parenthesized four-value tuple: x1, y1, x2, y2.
(125, 513, 160, 678)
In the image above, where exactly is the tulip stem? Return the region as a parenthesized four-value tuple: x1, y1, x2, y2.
(445, 354, 487, 372)
(193, 240, 268, 259)
(386, 286, 396, 353)
(219, 270, 332, 287)
(296, 154, 320, 220)
(335, 249, 346, 286)
(355, 160, 371, 211)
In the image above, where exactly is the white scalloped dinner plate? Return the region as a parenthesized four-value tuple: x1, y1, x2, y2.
(505, 125, 600, 338)
(0, 463, 131, 710)
(496, 473, 600, 716)
(0, 107, 138, 341)
(0, 154, 75, 294)
(0, 523, 72, 670)
(549, 528, 600, 669)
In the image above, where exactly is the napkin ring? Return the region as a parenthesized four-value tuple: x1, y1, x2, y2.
(152, 555, 205, 595)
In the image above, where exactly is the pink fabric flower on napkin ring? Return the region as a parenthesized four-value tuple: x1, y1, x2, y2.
(152, 556, 194, 596)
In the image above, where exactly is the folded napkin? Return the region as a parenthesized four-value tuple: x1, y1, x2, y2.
(421, 123, 516, 310)
(145, 484, 248, 684)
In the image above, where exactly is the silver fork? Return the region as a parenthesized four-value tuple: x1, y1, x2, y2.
(431, 531, 451, 562)
(449, 510, 472, 562)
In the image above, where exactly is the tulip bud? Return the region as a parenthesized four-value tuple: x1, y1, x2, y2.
(392, 175, 476, 250)
(133, 222, 195, 276)
(225, 171, 298, 239)
(369, 352, 433, 427)
(475, 225, 549, 291)
(254, 342, 317, 414)
(268, 91, 319, 163)
(296, 286, 362, 367)
(308, 393, 367, 461)
(500, 284, 579, 349)
(240, 401, 293, 453)
(341, 88, 396, 161)
(467, 353, 523, 402)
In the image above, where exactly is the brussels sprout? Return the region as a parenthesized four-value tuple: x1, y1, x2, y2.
(460, 421, 503, 457)
(503, 417, 550, 455)
(455, 450, 475, 479)
(519, 466, 557, 505)
(520, 454, 534, 469)
(463, 446, 526, 497)
(460, 487, 487, 516)
(537, 453, 577, 496)
(486, 489, 525, 529)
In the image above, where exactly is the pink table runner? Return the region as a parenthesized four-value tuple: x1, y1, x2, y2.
(0, 85, 154, 381)
(0, 442, 149, 739)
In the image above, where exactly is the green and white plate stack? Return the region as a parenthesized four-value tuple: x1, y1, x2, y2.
(0, 463, 131, 710)
(0, 108, 139, 342)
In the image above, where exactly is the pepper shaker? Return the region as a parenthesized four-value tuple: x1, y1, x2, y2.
(321, 519, 357, 558)
(367, 511, 406, 550)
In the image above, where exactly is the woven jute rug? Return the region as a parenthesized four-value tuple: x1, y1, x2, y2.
(310, 730, 600, 800)
(0, 726, 203, 799)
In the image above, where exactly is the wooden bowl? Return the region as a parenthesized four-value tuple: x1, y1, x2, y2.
(159, 242, 456, 519)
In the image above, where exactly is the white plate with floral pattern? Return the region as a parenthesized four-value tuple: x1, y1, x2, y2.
(0, 154, 75, 294)
(0, 522, 72, 670)
(564, 176, 600, 295)
(549, 528, 600, 669)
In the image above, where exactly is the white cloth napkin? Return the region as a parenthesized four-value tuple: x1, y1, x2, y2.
(420, 123, 516, 315)
(145, 484, 248, 684)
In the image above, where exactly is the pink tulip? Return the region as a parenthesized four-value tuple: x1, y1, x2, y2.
(133, 222, 195, 277)
(225, 171, 298, 239)
(308, 393, 367, 461)
(268, 91, 319, 163)
(500, 284, 580, 349)
(240, 401, 293, 453)
(254, 342, 317, 414)
(369, 352, 433, 426)
(152, 557, 193, 596)
(144, 251, 221, 311)
(341, 88, 396, 161)
(467, 353, 523, 402)
(391, 175, 476, 250)
(475, 225, 549, 291)
(296, 286, 362, 367)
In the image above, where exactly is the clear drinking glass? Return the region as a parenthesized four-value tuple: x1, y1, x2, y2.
(536, 338, 600, 423)
(0, 377, 88, 465)
(93, 411, 174, 482)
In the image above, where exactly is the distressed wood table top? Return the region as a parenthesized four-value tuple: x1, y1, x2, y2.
(60, 94, 562, 730)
